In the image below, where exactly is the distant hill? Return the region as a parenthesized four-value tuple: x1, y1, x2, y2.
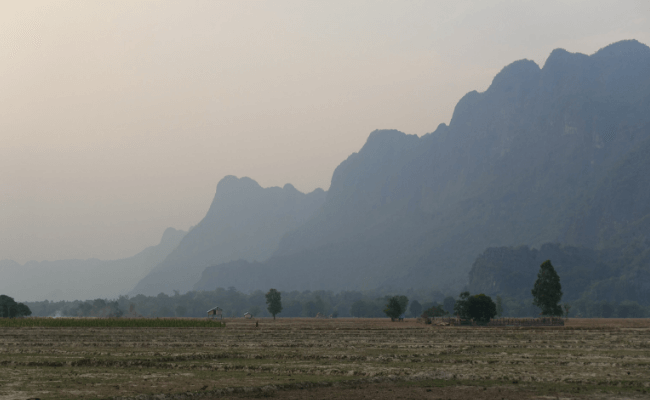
(468, 241, 650, 306)
(195, 40, 650, 293)
(130, 176, 326, 296)
(0, 227, 185, 302)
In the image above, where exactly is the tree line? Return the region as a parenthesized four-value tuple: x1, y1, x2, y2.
(18, 260, 650, 319)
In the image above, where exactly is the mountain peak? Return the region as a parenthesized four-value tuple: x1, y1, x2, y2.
(487, 59, 540, 93)
(542, 47, 589, 71)
(216, 175, 262, 193)
(592, 39, 650, 60)
(361, 129, 417, 155)
(283, 183, 297, 192)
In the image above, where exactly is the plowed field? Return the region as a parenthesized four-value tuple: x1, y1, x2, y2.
(2, 318, 649, 399)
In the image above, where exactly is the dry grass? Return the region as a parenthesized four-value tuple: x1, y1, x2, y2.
(1, 318, 649, 399)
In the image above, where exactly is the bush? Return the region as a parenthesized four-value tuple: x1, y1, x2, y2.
(466, 294, 497, 323)
(421, 303, 448, 318)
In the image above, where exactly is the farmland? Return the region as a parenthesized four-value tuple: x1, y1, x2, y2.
(1, 318, 650, 399)
(0, 317, 224, 328)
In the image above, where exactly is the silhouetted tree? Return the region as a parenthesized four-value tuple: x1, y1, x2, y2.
(466, 294, 497, 323)
(265, 289, 282, 320)
(397, 295, 409, 316)
(532, 260, 563, 316)
(0, 295, 31, 318)
(383, 296, 402, 321)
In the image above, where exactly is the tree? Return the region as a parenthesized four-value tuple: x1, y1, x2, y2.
(16, 303, 32, 317)
(422, 303, 448, 318)
(0, 295, 31, 318)
(383, 296, 403, 321)
(466, 294, 497, 323)
(396, 295, 409, 316)
(531, 260, 563, 316)
(495, 295, 503, 317)
(453, 291, 471, 319)
(265, 289, 283, 320)
(409, 300, 422, 317)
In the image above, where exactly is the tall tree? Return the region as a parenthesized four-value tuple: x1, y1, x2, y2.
(383, 296, 404, 321)
(265, 289, 283, 320)
(532, 260, 563, 316)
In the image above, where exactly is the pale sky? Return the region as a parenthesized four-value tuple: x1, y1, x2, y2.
(1, 1, 649, 264)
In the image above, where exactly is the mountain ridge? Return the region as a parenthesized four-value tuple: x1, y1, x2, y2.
(130, 176, 327, 296)
(193, 39, 650, 293)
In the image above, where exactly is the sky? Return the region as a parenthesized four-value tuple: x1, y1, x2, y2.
(1, 1, 649, 264)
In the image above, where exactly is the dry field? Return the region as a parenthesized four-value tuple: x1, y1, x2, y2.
(1, 318, 650, 400)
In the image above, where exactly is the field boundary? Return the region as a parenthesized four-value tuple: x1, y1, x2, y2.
(0, 317, 224, 328)
(423, 317, 565, 327)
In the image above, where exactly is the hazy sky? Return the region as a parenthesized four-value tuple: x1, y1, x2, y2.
(2, 1, 649, 264)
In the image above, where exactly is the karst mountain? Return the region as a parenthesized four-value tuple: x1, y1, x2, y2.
(191, 40, 650, 294)
(130, 176, 327, 296)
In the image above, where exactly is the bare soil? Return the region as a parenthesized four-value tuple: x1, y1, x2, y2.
(1, 318, 649, 399)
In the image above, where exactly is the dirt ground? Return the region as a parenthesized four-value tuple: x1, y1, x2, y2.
(216, 382, 542, 400)
(2, 318, 650, 400)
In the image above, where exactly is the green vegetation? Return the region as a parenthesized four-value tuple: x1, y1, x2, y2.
(466, 294, 497, 323)
(0, 317, 224, 328)
(468, 243, 650, 317)
(452, 292, 497, 322)
(265, 288, 282, 320)
(25, 287, 453, 319)
(421, 304, 447, 318)
(0, 295, 31, 318)
(383, 296, 405, 320)
(532, 260, 563, 316)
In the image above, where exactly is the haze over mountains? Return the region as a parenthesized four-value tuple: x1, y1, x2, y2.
(6, 39, 650, 302)
(194, 39, 650, 295)
(130, 177, 327, 296)
(0, 227, 185, 301)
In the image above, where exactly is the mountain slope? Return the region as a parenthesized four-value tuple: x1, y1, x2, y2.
(0, 227, 186, 302)
(196, 40, 650, 293)
(131, 176, 326, 296)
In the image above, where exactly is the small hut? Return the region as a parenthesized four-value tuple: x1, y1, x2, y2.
(244, 312, 252, 319)
(207, 306, 223, 320)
